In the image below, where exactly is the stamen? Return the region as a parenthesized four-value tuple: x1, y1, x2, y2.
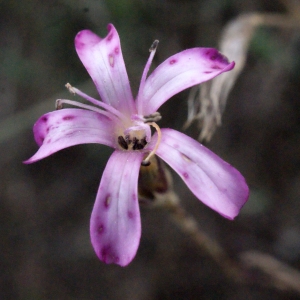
(65, 83, 76, 95)
(149, 40, 159, 52)
(56, 100, 63, 110)
(141, 160, 151, 167)
(125, 135, 131, 144)
(136, 40, 159, 114)
(55, 99, 120, 124)
(144, 112, 162, 123)
(132, 137, 139, 150)
(118, 136, 128, 150)
(142, 122, 162, 166)
(65, 83, 128, 123)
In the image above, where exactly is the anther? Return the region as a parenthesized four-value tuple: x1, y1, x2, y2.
(65, 83, 76, 95)
(118, 136, 128, 150)
(140, 137, 147, 147)
(144, 112, 161, 123)
(125, 135, 131, 145)
(56, 99, 63, 110)
(132, 137, 139, 150)
(149, 40, 159, 52)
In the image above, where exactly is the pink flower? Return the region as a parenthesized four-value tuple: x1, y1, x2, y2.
(25, 24, 249, 266)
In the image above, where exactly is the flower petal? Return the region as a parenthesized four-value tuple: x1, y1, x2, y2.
(75, 24, 135, 116)
(155, 129, 249, 219)
(137, 48, 235, 115)
(24, 108, 116, 164)
(90, 150, 144, 266)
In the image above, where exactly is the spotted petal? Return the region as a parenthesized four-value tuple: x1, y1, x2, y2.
(154, 129, 249, 219)
(90, 150, 144, 266)
(137, 48, 235, 115)
(75, 24, 135, 116)
(24, 108, 116, 164)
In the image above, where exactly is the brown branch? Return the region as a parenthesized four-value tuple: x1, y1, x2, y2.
(165, 200, 245, 282)
(151, 190, 300, 294)
(240, 251, 300, 293)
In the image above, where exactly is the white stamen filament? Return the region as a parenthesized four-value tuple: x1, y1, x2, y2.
(55, 99, 122, 125)
(65, 83, 128, 123)
(136, 40, 159, 114)
(142, 122, 161, 165)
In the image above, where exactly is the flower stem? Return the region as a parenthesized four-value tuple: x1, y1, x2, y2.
(164, 200, 245, 281)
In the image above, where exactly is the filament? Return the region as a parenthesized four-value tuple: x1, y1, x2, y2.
(55, 99, 122, 126)
(65, 83, 128, 123)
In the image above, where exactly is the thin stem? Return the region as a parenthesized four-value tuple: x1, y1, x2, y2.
(165, 200, 245, 281)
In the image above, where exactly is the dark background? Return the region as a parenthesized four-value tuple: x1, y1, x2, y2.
(1, 0, 300, 299)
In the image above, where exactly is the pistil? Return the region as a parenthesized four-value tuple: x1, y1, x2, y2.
(141, 122, 162, 166)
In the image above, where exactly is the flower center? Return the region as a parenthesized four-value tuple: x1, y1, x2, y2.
(117, 134, 147, 150)
(117, 120, 162, 167)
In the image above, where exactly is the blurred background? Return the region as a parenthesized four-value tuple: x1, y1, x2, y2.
(1, 0, 300, 299)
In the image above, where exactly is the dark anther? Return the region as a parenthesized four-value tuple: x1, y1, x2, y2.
(141, 160, 151, 166)
(118, 136, 128, 150)
(55, 99, 63, 110)
(125, 134, 131, 145)
(140, 137, 147, 147)
(149, 40, 159, 52)
(119, 134, 148, 151)
(132, 137, 139, 150)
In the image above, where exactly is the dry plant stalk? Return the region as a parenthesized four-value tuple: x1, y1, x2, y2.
(240, 251, 300, 293)
(158, 193, 300, 294)
(148, 169, 300, 294)
(184, 12, 300, 142)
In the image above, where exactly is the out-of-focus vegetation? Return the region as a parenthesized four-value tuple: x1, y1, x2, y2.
(1, 0, 300, 299)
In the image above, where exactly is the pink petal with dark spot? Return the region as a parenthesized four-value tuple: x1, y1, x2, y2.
(136, 48, 234, 115)
(90, 150, 143, 266)
(24, 108, 116, 164)
(75, 24, 135, 116)
(154, 129, 249, 219)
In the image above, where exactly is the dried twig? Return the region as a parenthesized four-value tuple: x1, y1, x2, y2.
(185, 12, 300, 142)
(241, 250, 300, 293)
(166, 199, 300, 294)
(143, 158, 300, 294)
